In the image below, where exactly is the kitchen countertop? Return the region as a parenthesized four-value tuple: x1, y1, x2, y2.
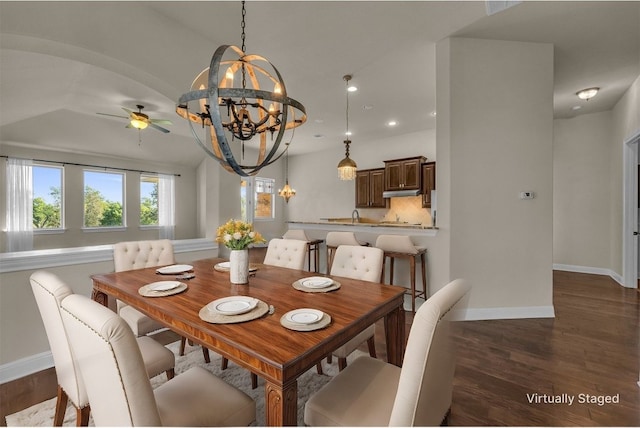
(286, 220, 438, 236)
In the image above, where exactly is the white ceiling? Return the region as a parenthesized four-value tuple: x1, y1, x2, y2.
(1, 1, 638, 167)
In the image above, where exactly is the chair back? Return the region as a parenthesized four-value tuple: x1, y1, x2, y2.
(330, 245, 384, 282)
(389, 279, 471, 426)
(283, 229, 309, 241)
(60, 294, 162, 426)
(113, 239, 175, 272)
(326, 231, 361, 247)
(375, 234, 418, 254)
(29, 271, 88, 409)
(263, 238, 307, 270)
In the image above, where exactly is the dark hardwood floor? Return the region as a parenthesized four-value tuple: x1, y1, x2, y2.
(2, 270, 638, 426)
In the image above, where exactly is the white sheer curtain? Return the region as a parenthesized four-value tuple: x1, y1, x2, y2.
(6, 157, 34, 251)
(158, 174, 175, 240)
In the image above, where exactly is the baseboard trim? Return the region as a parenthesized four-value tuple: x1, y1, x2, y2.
(553, 264, 624, 286)
(0, 351, 53, 384)
(457, 305, 555, 321)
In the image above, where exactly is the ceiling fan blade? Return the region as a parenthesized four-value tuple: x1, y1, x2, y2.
(121, 107, 133, 114)
(149, 122, 170, 133)
(125, 123, 135, 129)
(150, 119, 172, 125)
(97, 112, 128, 119)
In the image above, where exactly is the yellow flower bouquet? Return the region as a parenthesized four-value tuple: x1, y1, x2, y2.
(216, 219, 266, 250)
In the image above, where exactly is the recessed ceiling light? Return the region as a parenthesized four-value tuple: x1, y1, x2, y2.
(362, 105, 373, 110)
(572, 105, 582, 111)
(430, 111, 437, 117)
(387, 121, 397, 126)
(576, 87, 599, 101)
(314, 119, 324, 124)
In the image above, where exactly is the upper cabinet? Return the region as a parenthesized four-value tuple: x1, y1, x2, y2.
(356, 168, 386, 208)
(421, 161, 436, 208)
(384, 156, 426, 191)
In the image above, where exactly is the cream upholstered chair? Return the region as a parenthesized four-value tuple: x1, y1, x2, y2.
(304, 279, 471, 426)
(30, 270, 175, 426)
(113, 240, 209, 362)
(325, 231, 367, 273)
(60, 293, 256, 426)
(328, 245, 384, 371)
(263, 238, 307, 270)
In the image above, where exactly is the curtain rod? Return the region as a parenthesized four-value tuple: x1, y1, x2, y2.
(1, 155, 181, 177)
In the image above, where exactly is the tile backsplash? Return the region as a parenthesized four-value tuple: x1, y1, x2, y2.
(361, 196, 432, 226)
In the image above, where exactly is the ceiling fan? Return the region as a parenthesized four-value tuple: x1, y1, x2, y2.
(97, 104, 172, 133)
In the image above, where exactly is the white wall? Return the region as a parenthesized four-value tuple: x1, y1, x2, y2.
(438, 37, 555, 317)
(611, 75, 640, 276)
(553, 111, 613, 269)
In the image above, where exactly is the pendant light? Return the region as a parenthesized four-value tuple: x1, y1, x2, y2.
(278, 144, 296, 203)
(337, 75, 357, 180)
(176, 1, 306, 177)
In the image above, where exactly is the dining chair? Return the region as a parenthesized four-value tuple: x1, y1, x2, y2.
(30, 270, 176, 426)
(325, 231, 368, 273)
(327, 245, 384, 371)
(59, 293, 256, 427)
(304, 278, 471, 426)
(113, 239, 210, 363)
(263, 238, 307, 270)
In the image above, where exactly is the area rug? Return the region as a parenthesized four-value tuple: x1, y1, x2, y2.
(6, 341, 365, 426)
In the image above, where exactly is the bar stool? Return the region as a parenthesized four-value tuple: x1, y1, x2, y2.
(375, 235, 428, 313)
(283, 229, 324, 273)
(325, 231, 368, 274)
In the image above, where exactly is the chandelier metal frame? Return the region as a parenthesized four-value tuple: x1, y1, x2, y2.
(176, 1, 306, 176)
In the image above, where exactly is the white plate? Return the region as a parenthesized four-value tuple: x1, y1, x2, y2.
(217, 262, 231, 268)
(285, 308, 324, 325)
(148, 281, 182, 292)
(156, 264, 193, 274)
(300, 276, 333, 289)
(208, 296, 259, 315)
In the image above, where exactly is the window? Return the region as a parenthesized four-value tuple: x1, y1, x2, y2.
(32, 165, 63, 229)
(254, 177, 275, 220)
(240, 177, 275, 222)
(83, 170, 124, 228)
(140, 175, 158, 226)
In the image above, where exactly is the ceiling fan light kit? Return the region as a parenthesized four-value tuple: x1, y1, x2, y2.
(176, 0, 306, 177)
(97, 104, 172, 135)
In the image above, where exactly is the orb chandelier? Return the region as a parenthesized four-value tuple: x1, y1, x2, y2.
(337, 75, 357, 180)
(176, 1, 306, 176)
(278, 145, 296, 203)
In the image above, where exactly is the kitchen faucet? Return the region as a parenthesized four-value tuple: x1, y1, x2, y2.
(352, 209, 360, 224)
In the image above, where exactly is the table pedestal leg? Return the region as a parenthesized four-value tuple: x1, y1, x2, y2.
(265, 379, 297, 426)
(384, 304, 406, 367)
(92, 288, 108, 307)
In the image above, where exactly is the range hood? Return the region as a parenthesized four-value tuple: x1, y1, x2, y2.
(382, 189, 421, 198)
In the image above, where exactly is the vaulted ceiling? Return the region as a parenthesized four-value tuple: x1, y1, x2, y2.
(1, 1, 638, 167)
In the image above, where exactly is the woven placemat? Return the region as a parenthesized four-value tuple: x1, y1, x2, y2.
(199, 300, 269, 324)
(292, 279, 341, 293)
(213, 263, 259, 273)
(138, 282, 187, 297)
(280, 312, 332, 331)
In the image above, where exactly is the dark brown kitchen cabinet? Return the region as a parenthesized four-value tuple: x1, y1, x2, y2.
(355, 168, 386, 208)
(384, 156, 426, 191)
(422, 162, 436, 208)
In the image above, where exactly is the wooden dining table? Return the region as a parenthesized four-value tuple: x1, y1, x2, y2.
(90, 257, 406, 426)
